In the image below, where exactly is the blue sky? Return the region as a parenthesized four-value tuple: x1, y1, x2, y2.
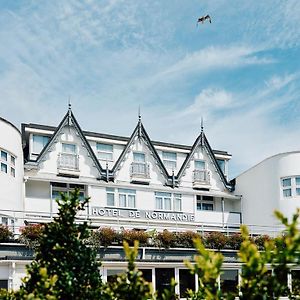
(0, 0, 300, 178)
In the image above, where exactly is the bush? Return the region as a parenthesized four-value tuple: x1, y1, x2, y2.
(156, 230, 176, 248)
(121, 230, 149, 246)
(92, 227, 118, 248)
(19, 224, 45, 248)
(0, 225, 13, 242)
(254, 234, 272, 250)
(174, 231, 200, 248)
(204, 231, 228, 250)
(226, 233, 244, 250)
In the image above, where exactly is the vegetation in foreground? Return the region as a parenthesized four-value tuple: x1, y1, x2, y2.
(0, 190, 299, 299)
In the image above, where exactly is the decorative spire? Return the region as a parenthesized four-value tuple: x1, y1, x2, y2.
(201, 116, 204, 133)
(67, 96, 72, 126)
(200, 117, 204, 146)
(138, 105, 142, 138)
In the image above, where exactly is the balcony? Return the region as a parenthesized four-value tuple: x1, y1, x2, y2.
(130, 162, 150, 183)
(193, 169, 210, 188)
(57, 153, 79, 176)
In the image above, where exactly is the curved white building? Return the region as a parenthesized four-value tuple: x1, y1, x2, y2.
(0, 117, 24, 225)
(234, 151, 300, 229)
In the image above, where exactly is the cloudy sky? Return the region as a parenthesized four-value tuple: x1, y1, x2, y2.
(0, 0, 300, 178)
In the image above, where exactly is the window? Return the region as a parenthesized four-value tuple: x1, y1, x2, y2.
(179, 269, 195, 298)
(162, 151, 177, 169)
(217, 159, 226, 173)
(296, 177, 300, 195)
(97, 143, 113, 161)
(0, 149, 16, 177)
(62, 143, 76, 154)
(118, 189, 136, 208)
(282, 178, 292, 198)
(32, 135, 50, 153)
(11, 156, 15, 166)
(1, 151, 7, 161)
(173, 194, 182, 211)
(1, 163, 7, 173)
(11, 168, 15, 177)
(197, 195, 214, 211)
(220, 269, 239, 296)
(133, 152, 145, 162)
(195, 160, 205, 170)
(106, 188, 115, 206)
(51, 182, 85, 201)
(155, 192, 172, 210)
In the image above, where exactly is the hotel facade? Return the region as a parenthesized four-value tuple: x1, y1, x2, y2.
(0, 107, 299, 296)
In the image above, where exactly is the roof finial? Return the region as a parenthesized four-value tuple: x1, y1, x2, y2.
(201, 116, 204, 133)
(68, 96, 72, 111)
(67, 96, 72, 126)
(138, 105, 141, 122)
(138, 105, 142, 138)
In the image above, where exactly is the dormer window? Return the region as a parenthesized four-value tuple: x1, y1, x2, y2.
(97, 143, 113, 161)
(193, 160, 210, 186)
(58, 143, 79, 171)
(162, 151, 177, 170)
(216, 159, 225, 174)
(62, 143, 76, 154)
(32, 135, 50, 154)
(130, 152, 150, 181)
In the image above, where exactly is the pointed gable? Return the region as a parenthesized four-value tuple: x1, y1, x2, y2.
(111, 119, 170, 184)
(34, 107, 104, 178)
(177, 131, 231, 190)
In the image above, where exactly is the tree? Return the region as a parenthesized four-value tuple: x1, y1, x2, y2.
(16, 190, 103, 300)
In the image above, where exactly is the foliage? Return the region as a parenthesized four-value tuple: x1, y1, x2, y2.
(121, 230, 149, 246)
(204, 231, 228, 250)
(91, 227, 118, 248)
(0, 225, 13, 242)
(174, 231, 200, 248)
(253, 234, 272, 250)
(17, 190, 103, 300)
(156, 230, 176, 248)
(185, 238, 224, 300)
(226, 232, 243, 250)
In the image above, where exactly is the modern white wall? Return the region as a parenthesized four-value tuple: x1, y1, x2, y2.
(0, 118, 24, 215)
(235, 151, 300, 228)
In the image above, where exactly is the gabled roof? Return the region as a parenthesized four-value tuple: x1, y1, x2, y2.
(111, 118, 170, 182)
(31, 107, 104, 177)
(177, 130, 231, 190)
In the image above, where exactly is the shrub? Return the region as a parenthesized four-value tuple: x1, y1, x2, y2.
(174, 231, 200, 248)
(227, 232, 244, 250)
(92, 227, 117, 248)
(121, 230, 149, 246)
(0, 225, 13, 242)
(254, 234, 272, 250)
(204, 231, 228, 250)
(156, 230, 176, 248)
(19, 223, 45, 248)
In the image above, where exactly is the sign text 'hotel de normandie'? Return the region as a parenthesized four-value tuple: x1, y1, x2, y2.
(91, 207, 195, 222)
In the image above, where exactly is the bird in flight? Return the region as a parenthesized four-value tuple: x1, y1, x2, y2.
(197, 15, 212, 26)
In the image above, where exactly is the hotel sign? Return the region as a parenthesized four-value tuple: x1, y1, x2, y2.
(91, 207, 195, 222)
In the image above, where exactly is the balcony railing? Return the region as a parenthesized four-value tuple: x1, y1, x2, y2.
(130, 162, 150, 179)
(57, 153, 79, 171)
(193, 169, 210, 185)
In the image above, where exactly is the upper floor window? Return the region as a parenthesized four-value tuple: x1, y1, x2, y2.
(32, 135, 50, 154)
(162, 151, 177, 170)
(216, 159, 226, 174)
(195, 160, 205, 170)
(0, 149, 15, 177)
(106, 188, 115, 206)
(133, 152, 145, 163)
(62, 143, 76, 154)
(155, 192, 182, 211)
(51, 182, 85, 201)
(97, 143, 113, 161)
(118, 188, 136, 208)
(282, 177, 292, 197)
(197, 195, 214, 211)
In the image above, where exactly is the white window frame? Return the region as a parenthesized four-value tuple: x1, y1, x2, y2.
(155, 192, 182, 211)
(196, 195, 214, 211)
(106, 188, 115, 207)
(51, 182, 86, 201)
(281, 177, 293, 198)
(194, 160, 206, 170)
(118, 188, 136, 208)
(32, 134, 50, 155)
(97, 143, 113, 161)
(162, 151, 177, 170)
(61, 142, 77, 154)
(0, 148, 16, 177)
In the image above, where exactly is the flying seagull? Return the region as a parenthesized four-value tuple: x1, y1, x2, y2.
(197, 15, 211, 25)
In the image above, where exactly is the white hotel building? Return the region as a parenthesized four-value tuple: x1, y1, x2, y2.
(0, 106, 299, 296)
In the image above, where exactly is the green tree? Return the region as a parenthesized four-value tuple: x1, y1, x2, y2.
(17, 190, 103, 300)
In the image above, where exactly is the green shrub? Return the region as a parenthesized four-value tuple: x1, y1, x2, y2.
(204, 231, 228, 250)
(156, 230, 176, 248)
(226, 232, 244, 250)
(121, 230, 149, 246)
(92, 227, 117, 248)
(254, 234, 272, 250)
(0, 225, 13, 242)
(174, 231, 200, 248)
(19, 223, 45, 248)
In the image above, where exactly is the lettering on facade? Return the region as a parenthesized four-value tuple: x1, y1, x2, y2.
(91, 207, 195, 222)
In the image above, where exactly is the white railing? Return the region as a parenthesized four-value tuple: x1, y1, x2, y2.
(193, 170, 210, 184)
(130, 162, 150, 178)
(57, 153, 79, 171)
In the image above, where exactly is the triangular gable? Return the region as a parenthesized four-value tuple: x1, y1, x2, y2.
(35, 108, 104, 177)
(177, 131, 231, 190)
(111, 120, 170, 183)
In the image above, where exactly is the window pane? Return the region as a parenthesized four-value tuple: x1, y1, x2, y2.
(162, 152, 177, 160)
(97, 143, 113, 152)
(33, 135, 49, 153)
(283, 189, 292, 197)
(62, 143, 76, 154)
(1, 163, 7, 173)
(179, 269, 195, 298)
(140, 269, 152, 283)
(1, 151, 7, 161)
(164, 160, 177, 169)
(220, 270, 239, 296)
(195, 160, 205, 170)
(52, 190, 61, 200)
(107, 269, 126, 284)
(202, 203, 214, 210)
(11, 156, 15, 166)
(128, 195, 135, 208)
(296, 177, 300, 186)
(282, 178, 291, 187)
(156, 197, 163, 210)
(174, 197, 182, 211)
(98, 152, 113, 161)
(0, 280, 8, 290)
(133, 152, 145, 162)
(155, 192, 171, 197)
(217, 159, 225, 173)
(292, 270, 300, 296)
(107, 193, 115, 206)
(119, 194, 126, 207)
(164, 198, 171, 210)
(155, 268, 175, 299)
(11, 168, 15, 177)
(118, 189, 136, 194)
(296, 188, 300, 196)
